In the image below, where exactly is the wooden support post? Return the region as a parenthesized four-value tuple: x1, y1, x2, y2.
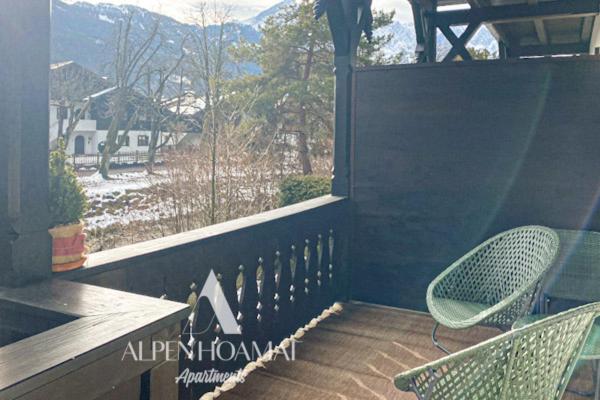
(0, 1, 52, 285)
(499, 40, 508, 59)
(426, 0, 438, 62)
(324, 0, 365, 196)
(411, 2, 428, 63)
(332, 55, 354, 196)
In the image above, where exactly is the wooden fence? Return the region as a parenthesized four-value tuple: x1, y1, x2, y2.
(69, 151, 164, 169)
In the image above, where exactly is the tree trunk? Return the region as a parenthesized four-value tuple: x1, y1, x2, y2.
(147, 118, 160, 174)
(57, 104, 65, 142)
(99, 153, 111, 179)
(99, 116, 120, 179)
(65, 100, 91, 145)
(297, 37, 316, 175)
(209, 105, 217, 225)
(297, 109, 313, 175)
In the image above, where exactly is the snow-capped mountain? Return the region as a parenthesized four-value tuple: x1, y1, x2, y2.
(243, 0, 295, 28)
(51, 0, 260, 74)
(51, 0, 498, 75)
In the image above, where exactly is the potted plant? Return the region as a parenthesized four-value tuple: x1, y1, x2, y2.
(48, 140, 89, 272)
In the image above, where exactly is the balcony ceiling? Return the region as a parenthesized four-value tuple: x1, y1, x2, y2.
(411, 0, 600, 56)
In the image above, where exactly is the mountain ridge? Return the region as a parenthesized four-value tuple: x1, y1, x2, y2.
(51, 0, 498, 76)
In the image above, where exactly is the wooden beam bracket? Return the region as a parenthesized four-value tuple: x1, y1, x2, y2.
(438, 22, 481, 62)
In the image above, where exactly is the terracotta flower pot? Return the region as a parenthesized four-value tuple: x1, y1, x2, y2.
(49, 221, 87, 272)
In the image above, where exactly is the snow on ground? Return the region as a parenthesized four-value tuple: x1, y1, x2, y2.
(80, 171, 157, 196)
(80, 171, 167, 229)
(85, 200, 167, 229)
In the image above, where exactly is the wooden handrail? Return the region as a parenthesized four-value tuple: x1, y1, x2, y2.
(59, 195, 350, 399)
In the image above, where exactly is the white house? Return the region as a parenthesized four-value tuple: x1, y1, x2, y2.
(50, 61, 197, 160)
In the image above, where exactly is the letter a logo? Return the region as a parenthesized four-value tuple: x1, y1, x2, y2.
(199, 270, 241, 335)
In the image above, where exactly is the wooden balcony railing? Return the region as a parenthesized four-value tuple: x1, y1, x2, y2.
(61, 195, 350, 398)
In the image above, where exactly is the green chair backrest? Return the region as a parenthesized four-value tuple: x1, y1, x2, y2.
(433, 226, 558, 306)
(396, 302, 600, 400)
(543, 229, 600, 305)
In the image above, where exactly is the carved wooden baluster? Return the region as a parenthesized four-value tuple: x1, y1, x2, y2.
(181, 281, 198, 357)
(235, 265, 246, 336)
(240, 262, 259, 343)
(213, 270, 243, 384)
(258, 256, 275, 344)
(256, 258, 264, 324)
(290, 244, 307, 325)
(213, 273, 227, 342)
(316, 233, 325, 308)
(275, 249, 292, 339)
(186, 277, 220, 398)
(304, 239, 311, 296)
(180, 281, 198, 400)
(304, 238, 316, 317)
(273, 251, 283, 313)
(328, 229, 336, 300)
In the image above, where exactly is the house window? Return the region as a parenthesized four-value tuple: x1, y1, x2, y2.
(118, 135, 130, 147)
(138, 135, 149, 147)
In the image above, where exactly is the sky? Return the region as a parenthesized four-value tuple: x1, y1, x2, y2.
(63, 0, 415, 23)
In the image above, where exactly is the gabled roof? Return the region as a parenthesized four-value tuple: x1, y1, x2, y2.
(162, 91, 205, 116)
(50, 61, 112, 102)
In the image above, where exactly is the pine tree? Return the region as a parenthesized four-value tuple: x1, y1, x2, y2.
(232, 0, 399, 175)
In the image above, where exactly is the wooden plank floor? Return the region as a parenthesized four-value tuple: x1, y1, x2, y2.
(216, 302, 593, 400)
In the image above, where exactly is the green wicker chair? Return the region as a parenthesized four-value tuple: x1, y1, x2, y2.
(395, 302, 600, 400)
(427, 226, 559, 353)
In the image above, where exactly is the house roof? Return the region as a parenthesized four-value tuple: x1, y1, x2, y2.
(50, 61, 112, 102)
(86, 86, 118, 100)
(163, 91, 205, 116)
(50, 60, 75, 70)
(411, 0, 600, 57)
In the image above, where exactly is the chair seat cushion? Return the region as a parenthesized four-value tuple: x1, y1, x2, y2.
(429, 297, 489, 329)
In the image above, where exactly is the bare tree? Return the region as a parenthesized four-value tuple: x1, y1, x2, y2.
(144, 87, 278, 234)
(50, 62, 107, 145)
(99, 13, 162, 179)
(143, 43, 188, 173)
(189, 3, 233, 223)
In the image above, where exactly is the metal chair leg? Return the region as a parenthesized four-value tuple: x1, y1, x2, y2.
(594, 360, 600, 400)
(431, 322, 450, 355)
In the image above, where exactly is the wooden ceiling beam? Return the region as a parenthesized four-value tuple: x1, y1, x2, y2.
(528, 0, 549, 45)
(469, 0, 511, 52)
(507, 41, 590, 57)
(582, 15, 595, 40)
(432, 0, 600, 26)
